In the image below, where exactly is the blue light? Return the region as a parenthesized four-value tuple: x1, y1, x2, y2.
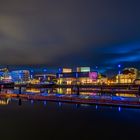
(118, 64, 121, 68)
(44, 75, 46, 79)
(76, 73, 78, 78)
(31, 100, 34, 104)
(58, 102, 62, 107)
(44, 69, 47, 72)
(59, 68, 62, 73)
(96, 105, 98, 109)
(31, 70, 34, 73)
(118, 106, 121, 112)
(44, 101, 47, 106)
(118, 70, 121, 74)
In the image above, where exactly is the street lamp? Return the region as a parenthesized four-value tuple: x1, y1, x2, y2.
(43, 69, 47, 79)
(118, 64, 122, 84)
(30, 70, 34, 79)
(118, 64, 121, 74)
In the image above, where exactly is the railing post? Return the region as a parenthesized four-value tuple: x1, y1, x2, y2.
(19, 86, 22, 94)
(138, 86, 140, 93)
(77, 85, 80, 95)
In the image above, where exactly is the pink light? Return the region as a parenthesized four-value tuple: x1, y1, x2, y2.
(89, 72, 97, 80)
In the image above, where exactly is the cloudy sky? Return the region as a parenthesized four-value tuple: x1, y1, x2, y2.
(0, 0, 140, 71)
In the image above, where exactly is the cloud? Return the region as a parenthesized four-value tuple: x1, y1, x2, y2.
(0, 0, 140, 66)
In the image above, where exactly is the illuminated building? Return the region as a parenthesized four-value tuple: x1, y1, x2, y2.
(97, 74, 108, 84)
(62, 68, 72, 73)
(134, 79, 140, 85)
(77, 67, 90, 72)
(116, 68, 138, 84)
(34, 74, 56, 83)
(57, 67, 98, 85)
(11, 70, 30, 83)
(2, 76, 12, 83)
(30, 79, 40, 84)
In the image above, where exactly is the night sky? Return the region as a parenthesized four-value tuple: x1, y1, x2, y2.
(0, 0, 140, 72)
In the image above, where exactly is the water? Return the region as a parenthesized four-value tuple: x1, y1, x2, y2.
(0, 88, 140, 139)
(0, 97, 140, 140)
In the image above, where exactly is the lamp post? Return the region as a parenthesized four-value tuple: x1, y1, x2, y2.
(30, 70, 34, 79)
(43, 69, 47, 79)
(118, 64, 121, 83)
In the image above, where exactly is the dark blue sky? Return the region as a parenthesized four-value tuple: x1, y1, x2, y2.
(0, 0, 140, 72)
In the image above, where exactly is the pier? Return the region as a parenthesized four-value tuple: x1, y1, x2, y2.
(14, 83, 140, 94)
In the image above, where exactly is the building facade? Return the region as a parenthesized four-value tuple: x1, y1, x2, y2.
(11, 70, 30, 83)
(116, 68, 138, 84)
(57, 67, 98, 85)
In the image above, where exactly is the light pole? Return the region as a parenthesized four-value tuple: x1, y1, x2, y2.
(30, 70, 34, 79)
(118, 64, 121, 83)
(43, 69, 47, 79)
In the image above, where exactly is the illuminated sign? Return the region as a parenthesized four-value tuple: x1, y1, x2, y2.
(89, 72, 98, 80)
(62, 68, 72, 73)
(77, 67, 90, 72)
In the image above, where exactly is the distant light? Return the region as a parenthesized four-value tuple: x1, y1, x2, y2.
(44, 101, 47, 106)
(118, 64, 121, 68)
(59, 68, 62, 73)
(58, 102, 62, 107)
(31, 70, 34, 73)
(44, 75, 46, 79)
(44, 69, 47, 72)
(76, 73, 78, 78)
(118, 71, 121, 74)
(118, 106, 121, 112)
(96, 105, 98, 109)
(31, 100, 34, 104)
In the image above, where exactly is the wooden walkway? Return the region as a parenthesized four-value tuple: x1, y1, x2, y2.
(1, 92, 140, 108)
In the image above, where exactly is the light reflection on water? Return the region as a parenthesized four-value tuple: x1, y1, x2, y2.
(1, 88, 140, 106)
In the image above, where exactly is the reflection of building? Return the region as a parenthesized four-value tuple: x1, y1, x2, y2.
(11, 70, 30, 83)
(0, 98, 10, 105)
(57, 67, 98, 85)
(116, 68, 138, 84)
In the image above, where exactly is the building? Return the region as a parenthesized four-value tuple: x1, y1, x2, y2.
(62, 68, 72, 73)
(34, 74, 56, 83)
(57, 67, 98, 85)
(97, 74, 108, 84)
(11, 70, 30, 83)
(116, 68, 138, 84)
(77, 67, 90, 72)
(134, 79, 140, 85)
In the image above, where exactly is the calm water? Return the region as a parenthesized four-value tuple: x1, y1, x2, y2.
(0, 96, 140, 140)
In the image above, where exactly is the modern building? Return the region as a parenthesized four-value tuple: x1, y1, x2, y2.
(57, 67, 98, 85)
(62, 68, 72, 73)
(11, 70, 30, 83)
(77, 67, 90, 72)
(97, 74, 108, 84)
(34, 74, 56, 83)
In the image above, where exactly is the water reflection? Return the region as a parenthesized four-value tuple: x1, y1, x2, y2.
(0, 88, 140, 107)
(118, 106, 121, 112)
(0, 98, 10, 105)
(43, 101, 47, 106)
(18, 98, 22, 106)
